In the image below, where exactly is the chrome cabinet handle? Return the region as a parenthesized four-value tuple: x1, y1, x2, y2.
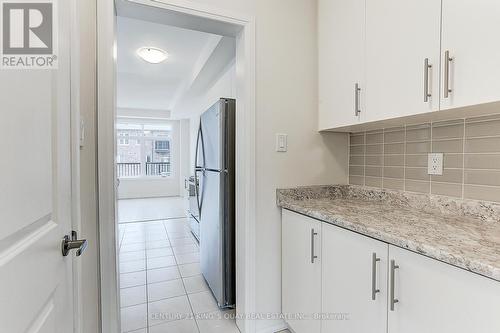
(354, 83, 361, 116)
(390, 259, 399, 311)
(311, 228, 318, 263)
(62, 231, 88, 257)
(444, 50, 453, 98)
(371, 253, 381, 300)
(423, 58, 432, 102)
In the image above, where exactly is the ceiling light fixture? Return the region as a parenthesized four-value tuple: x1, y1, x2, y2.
(136, 47, 168, 64)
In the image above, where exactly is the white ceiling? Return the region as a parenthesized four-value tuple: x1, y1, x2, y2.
(116, 16, 220, 111)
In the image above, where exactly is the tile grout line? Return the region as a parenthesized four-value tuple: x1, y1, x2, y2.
(462, 119, 466, 200)
(162, 221, 202, 333)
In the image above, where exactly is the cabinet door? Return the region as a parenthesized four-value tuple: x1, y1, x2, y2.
(441, 0, 500, 110)
(318, 0, 365, 130)
(322, 223, 388, 333)
(388, 245, 500, 333)
(282, 210, 321, 333)
(365, 0, 441, 122)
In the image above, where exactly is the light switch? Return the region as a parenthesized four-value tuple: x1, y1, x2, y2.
(276, 133, 287, 152)
(428, 153, 443, 175)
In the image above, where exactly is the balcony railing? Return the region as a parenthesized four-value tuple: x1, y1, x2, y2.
(117, 163, 141, 177)
(117, 162, 171, 177)
(146, 162, 171, 176)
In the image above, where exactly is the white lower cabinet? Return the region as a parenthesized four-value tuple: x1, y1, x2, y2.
(282, 209, 321, 333)
(388, 245, 500, 333)
(282, 209, 500, 333)
(322, 223, 388, 333)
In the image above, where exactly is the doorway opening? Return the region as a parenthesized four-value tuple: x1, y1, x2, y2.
(109, 2, 247, 332)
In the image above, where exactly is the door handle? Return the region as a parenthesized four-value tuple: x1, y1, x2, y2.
(354, 83, 361, 116)
(311, 228, 318, 263)
(62, 231, 88, 257)
(444, 50, 453, 98)
(371, 253, 381, 300)
(390, 259, 399, 311)
(423, 58, 432, 102)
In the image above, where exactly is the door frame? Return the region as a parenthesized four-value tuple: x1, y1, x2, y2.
(96, 1, 257, 332)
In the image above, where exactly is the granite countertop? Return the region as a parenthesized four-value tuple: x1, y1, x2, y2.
(276, 185, 500, 282)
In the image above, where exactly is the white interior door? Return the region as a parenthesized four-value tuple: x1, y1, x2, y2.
(440, 0, 500, 110)
(365, 0, 441, 122)
(0, 0, 75, 332)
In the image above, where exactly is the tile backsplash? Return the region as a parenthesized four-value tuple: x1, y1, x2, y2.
(349, 114, 500, 203)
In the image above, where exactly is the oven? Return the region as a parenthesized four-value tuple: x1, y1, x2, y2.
(187, 176, 200, 241)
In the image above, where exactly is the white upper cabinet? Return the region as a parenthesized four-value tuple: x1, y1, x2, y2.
(365, 0, 442, 122)
(440, 0, 500, 110)
(318, 0, 365, 130)
(318, 0, 500, 130)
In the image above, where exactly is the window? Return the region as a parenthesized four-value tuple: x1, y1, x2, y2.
(116, 121, 173, 178)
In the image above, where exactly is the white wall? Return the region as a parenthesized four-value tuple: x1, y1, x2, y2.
(179, 119, 191, 197)
(117, 119, 182, 199)
(173, 1, 349, 332)
(174, 59, 236, 171)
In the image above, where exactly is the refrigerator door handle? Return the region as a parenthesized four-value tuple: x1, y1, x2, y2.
(194, 122, 204, 170)
(195, 169, 206, 217)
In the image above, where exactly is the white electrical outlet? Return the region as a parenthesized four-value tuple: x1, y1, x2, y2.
(428, 153, 443, 175)
(276, 133, 288, 152)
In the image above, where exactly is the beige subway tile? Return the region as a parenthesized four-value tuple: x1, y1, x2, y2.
(349, 155, 364, 166)
(384, 130, 405, 143)
(464, 154, 500, 170)
(366, 133, 383, 144)
(366, 155, 383, 166)
(384, 155, 404, 167)
(349, 166, 365, 176)
(464, 185, 500, 203)
(432, 183, 463, 198)
(432, 139, 463, 153)
(405, 180, 430, 194)
(405, 167, 430, 181)
(350, 145, 365, 155)
(406, 155, 428, 168)
(465, 170, 500, 187)
(383, 178, 404, 191)
(365, 177, 383, 188)
(366, 167, 383, 177)
(385, 143, 404, 154)
(406, 124, 431, 142)
(466, 114, 500, 123)
(433, 119, 464, 127)
(431, 169, 463, 184)
(384, 167, 404, 179)
(385, 126, 405, 133)
(406, 142, 431, 154)
(465, 118, 500, 138)
(350, 133, 365, 145)
(366, 144, 383, 154)
(349, 175, 364, 186)
(465, 137, 500, 153)
(432, 123, 464, 140)
(443, 154, 464, 169)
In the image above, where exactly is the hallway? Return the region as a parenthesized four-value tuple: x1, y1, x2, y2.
(118, 197, 239, 333)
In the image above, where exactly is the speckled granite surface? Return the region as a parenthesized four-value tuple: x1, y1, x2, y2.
(277, 185, 500, 282)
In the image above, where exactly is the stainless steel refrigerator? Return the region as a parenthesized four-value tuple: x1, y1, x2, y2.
(194, 98, 235, 308)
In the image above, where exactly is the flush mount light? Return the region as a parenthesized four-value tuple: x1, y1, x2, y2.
(136, 47, 168, 64)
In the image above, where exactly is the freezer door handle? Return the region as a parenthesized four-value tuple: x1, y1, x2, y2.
(194, 122, 206, 170)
